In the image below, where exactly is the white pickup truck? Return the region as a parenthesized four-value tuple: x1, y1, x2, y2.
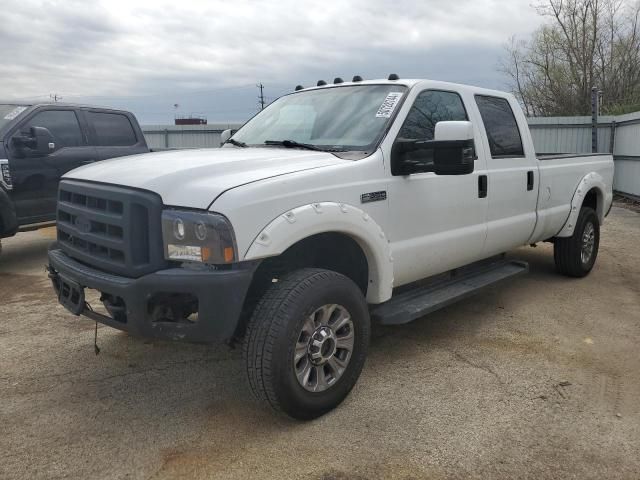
(47, 76, 614, 419)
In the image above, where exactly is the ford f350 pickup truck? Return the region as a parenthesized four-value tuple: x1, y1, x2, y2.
(47, 76, 614, 419)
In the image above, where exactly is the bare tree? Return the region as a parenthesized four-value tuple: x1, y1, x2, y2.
(501, 0, 640, 116)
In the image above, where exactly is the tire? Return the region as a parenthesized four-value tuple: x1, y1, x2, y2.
(243, 268, 370, 420)
(554, 207, 600, 277)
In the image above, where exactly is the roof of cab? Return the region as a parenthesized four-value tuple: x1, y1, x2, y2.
(293, 77, 514, 100)
(0, 101, 131, 112)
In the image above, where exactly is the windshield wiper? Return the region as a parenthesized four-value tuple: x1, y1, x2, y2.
(264, 139, 326, 151)
(225, 138, 247, 148)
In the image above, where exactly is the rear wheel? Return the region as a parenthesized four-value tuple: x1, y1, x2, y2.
(243, 268, 370, 420)
(554, 207, 600, 277)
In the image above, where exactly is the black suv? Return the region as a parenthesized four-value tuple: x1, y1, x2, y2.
(0, 103, 149, 252)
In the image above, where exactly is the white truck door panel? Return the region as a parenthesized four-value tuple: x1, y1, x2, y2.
(474, 95, 538, 256)
(385, 89, 488, 286)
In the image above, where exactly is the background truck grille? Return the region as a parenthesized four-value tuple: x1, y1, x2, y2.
(57, 180, 166, 278)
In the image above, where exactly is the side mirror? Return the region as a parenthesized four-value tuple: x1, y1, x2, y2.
(431, 121, 475, 175)
(391, 121, 475, 176)
(220, 129, 232, 146)
(31, 126, 56, 154)
(12, 126, 56, 155)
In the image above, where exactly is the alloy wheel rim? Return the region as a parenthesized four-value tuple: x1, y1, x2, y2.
(581, 221, 595, 264)
(294, 304, 354, 392)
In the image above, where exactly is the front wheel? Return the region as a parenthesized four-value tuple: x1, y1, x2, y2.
(554, 207, 600, 277)
(243, 268, 370, 420)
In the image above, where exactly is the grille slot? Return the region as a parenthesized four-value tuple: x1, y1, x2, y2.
(57, 180, 165, 278)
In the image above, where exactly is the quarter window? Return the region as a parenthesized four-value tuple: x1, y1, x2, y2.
(88, 112, 137, 146)
(22, 110, 84, 147)
(475, 95, 524, 157)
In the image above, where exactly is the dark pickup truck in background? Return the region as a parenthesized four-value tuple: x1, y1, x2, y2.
(0, 103, 149, 253)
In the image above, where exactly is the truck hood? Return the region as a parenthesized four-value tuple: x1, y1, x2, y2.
(64, 147, 347, 209)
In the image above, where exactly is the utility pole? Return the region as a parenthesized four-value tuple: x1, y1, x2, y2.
(257, 83, 265, 110)
(591, 87, 600, 153)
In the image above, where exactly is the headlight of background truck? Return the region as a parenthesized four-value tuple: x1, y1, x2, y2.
(161, 210, 237, 264)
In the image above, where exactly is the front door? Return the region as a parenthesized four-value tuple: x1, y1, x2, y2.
(8, 108, 95, 223)
(386, 89, 489, 287)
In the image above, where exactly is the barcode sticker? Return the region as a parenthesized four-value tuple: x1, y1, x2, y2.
(3, 106, 27, 120)
(375, 92, 403, 118)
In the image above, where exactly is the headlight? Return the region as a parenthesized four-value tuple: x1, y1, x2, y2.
(0, 159, 12, 191)
(162, 210, 237, 264)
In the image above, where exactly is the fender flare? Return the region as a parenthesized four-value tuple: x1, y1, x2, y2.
(556, 171, 609, 238)
(244, 202, 394, 304)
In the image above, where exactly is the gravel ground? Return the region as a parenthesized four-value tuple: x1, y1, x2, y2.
(1, 205, 639, 480)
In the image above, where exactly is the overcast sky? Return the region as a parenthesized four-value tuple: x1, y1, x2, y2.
(0, 0, 543, 124)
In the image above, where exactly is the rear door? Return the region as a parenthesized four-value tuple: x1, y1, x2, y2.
(85, 110, 148, 161)
(8, 108, 95, 223)
(474, 95, 538, 256)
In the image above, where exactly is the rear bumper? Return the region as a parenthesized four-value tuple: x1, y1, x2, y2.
(48, 248, 256, 343)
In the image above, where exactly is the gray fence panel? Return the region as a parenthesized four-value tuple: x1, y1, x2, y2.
(142, 124, 243, 150)
(528, 118, 612, 154)
(613, 158, 640, 196)
(611, 112, 640, 196)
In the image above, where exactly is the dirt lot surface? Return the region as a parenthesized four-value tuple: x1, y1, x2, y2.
(1, 206, 639, 480)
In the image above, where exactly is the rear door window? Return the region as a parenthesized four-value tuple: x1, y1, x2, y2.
(87, 112, 137, 146)
(475, 95, 524, 158)
(22, 110, 84, 147)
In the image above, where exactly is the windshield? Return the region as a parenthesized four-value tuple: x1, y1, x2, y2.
(0, 104, 29, 130)
(232, 85, 408, 152)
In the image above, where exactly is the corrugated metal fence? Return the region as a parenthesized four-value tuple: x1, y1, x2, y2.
(143, 124, 242, 150)
(142, 113, 640, 196)
(528, 112, 640, 196)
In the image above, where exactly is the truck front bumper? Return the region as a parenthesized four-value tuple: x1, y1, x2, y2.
(47, 248, 256, 343)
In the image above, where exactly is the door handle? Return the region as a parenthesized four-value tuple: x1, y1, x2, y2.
(527, 171, 534, 191)
(478, 175, 488, 198)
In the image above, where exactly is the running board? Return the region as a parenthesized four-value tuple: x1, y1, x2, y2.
(371, 259, 529, 325)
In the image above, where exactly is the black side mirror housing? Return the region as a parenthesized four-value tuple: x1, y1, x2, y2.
(31, 126, 56, 154)
(12, 126, 55, 155)
(391, 139, 475, 176)
(391, 120, 476, 176)
(12, 133, 36, 150)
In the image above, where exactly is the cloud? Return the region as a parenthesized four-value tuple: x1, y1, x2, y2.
(0, 0, 543, 122)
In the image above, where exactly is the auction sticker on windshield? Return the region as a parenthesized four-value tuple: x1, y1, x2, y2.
(4, 106, 27, 120)
(375, 92, 403, 118)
